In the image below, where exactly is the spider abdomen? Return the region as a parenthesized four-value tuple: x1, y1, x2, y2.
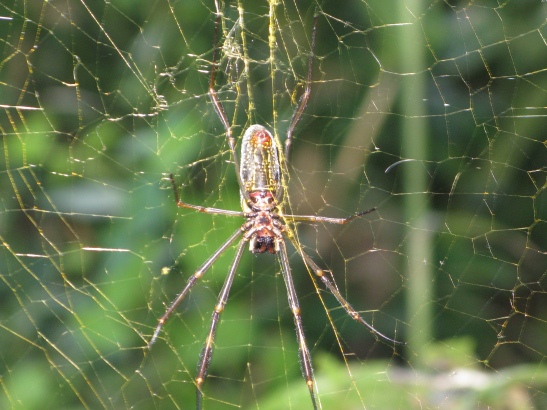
(240, 124, 282, 211)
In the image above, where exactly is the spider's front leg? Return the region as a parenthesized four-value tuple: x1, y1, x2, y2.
(278, 238, 320, 410)
(148, 226, 244, 347)
(289, 237, 406, 346)
(194, 237, 247, 409)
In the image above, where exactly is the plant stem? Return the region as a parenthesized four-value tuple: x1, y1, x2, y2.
(398, 0, 434, 367)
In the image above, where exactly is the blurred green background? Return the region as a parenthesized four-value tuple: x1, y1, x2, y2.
(1, 0, 546, 409)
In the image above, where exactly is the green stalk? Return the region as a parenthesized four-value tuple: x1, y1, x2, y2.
(398, 0, 433, 367)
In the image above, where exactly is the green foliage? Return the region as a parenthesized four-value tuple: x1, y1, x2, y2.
(1, 0, 546, 409)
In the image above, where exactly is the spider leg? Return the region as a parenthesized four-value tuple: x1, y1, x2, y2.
(195, 237, 247, 409)
(278, 238, 319, 410)
(282, 207, 376, 224)
(169, 174, 246, 217)
(284, 15, 318, 165)
(289, 237, 405, 345)
(209, 13, 252, 205)
(148, 226, 245, 347)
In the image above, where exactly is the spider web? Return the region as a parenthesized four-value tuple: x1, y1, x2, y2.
(1, 0, 546, 409)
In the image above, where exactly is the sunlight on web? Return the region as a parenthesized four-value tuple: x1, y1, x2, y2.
(1, 0, 546, 409)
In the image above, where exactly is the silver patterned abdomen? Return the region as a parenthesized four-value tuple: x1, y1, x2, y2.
(239, 124, 282, 212)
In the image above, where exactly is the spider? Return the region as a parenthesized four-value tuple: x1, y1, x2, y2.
(148, 13, 405, 410)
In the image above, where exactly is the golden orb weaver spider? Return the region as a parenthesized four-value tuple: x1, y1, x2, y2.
(148, 12, 405, 410)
